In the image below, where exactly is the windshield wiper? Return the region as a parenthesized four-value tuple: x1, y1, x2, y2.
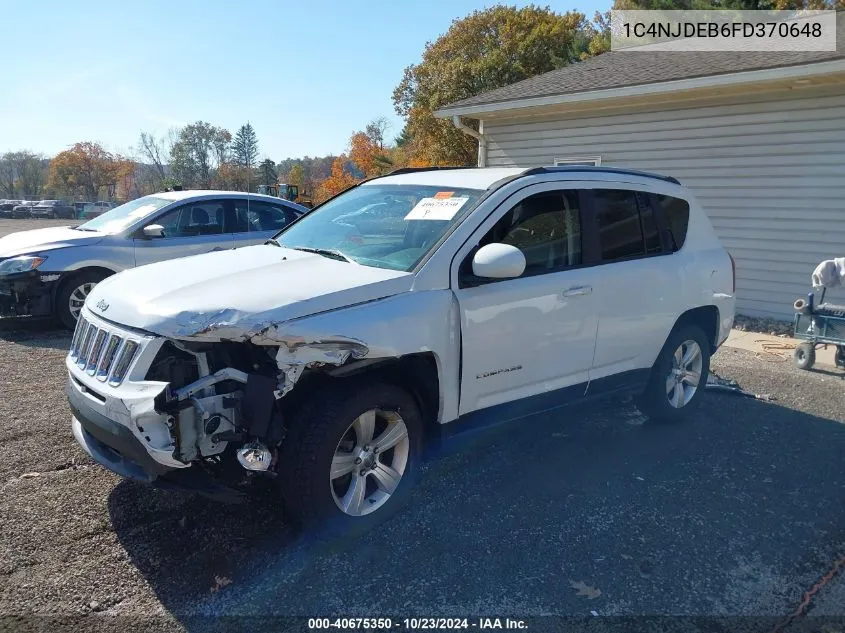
(266, 238, 282, 247)
(72, 226, 97, 232)
(290, 246, 353, 263)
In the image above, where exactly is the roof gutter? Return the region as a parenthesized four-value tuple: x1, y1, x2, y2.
(435, 58, 845, 119)
(450, 115, 487, 167)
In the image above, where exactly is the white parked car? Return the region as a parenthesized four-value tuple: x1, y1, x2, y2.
(66, 166, 735, 530)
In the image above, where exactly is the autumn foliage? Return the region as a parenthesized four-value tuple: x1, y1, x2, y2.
(314, 156, 359, 203)
(49, 142, 134, 201)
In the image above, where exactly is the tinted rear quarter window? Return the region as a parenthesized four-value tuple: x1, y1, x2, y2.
(656, 195, 690, 251)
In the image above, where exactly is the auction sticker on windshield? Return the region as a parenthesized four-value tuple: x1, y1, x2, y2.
(405, 196, 469, 221)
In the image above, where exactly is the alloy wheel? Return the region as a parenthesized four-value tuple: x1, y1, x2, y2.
(330, 409, 410, 516)
(665, 339, 703, 408)
(68, 282, 96, 321)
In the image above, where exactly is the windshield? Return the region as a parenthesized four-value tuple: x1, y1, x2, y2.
(273, 184, 484, 271)
(77, 196, 171, 234)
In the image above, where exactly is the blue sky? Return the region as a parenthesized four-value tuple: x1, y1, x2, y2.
(1, 0, 608, 161)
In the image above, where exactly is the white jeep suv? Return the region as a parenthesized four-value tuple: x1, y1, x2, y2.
(66, 166, 735, 527)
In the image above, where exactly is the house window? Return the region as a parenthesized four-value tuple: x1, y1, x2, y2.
(553, 157, 601, 166)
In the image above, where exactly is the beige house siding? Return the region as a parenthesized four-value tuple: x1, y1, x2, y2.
(481, 88, 845, 320)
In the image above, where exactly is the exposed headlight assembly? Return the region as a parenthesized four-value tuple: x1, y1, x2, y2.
(0, 255, 46, 275)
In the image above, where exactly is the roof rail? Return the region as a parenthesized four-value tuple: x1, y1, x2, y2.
(522, 165, 681, 185)
(387, 166, 474, 176)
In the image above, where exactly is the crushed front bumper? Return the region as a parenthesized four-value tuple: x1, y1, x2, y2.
(0, 270, 58, 318)
(69, 383, 172, 482)
(69, 378, 246, 502)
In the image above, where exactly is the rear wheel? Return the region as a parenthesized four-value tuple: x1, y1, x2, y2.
(55, 271, 108, 329)
(638, 325, 711, 424)
(279, 380, 423, 536)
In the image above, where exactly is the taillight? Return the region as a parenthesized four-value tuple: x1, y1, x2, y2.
(728, 253, 736, 293)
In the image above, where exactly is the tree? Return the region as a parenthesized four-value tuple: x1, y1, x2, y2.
(212, 128, 232, 168)
(232, 123, 259, 171)
(349, 127, 394, 178)
(0, 153, 17, 197)
(393, 5, 586, 165)
(170, 121, 230, 188)
(287, 163, 305, 188)
(259, 158, 277, 187)
(0, 151, 48, 198)
(137, 131, 170, 189)
(48, 143, 126, 200)
(214, 162, 247, 190)
(15, 152, 48, 198)
(314, 156, 358, 204)
(113, 158, 139, 200)
(364, 117, 391, 151)
(395, 124, 412, 148)
(579, 11, 611, 60)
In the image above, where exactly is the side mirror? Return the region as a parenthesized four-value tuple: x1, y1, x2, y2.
(143, 224, 165, 238)
(472, 243, 526, 279)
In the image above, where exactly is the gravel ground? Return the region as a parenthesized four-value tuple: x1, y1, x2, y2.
(2, 220, 845, 631)
(2, 333, 845, 632)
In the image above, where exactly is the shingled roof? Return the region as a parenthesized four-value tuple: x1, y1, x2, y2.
(438, 16, 845, 115)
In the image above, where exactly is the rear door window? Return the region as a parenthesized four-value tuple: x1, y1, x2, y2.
(232, 200, 298, 233)
(590, 189, 669, 262)
(592, 190, 644, 262)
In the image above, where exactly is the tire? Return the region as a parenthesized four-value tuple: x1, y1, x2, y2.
(793, 342, 816, 370)
(638, 325, 711, 424)
(55, 270, 108, 329)
(278, 379, 423, 537)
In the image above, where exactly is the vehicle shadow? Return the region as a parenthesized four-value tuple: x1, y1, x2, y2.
(109, 391, 845, 626)
(804, 365, 845, 379)
(0, 319, 71, 351)
(0, 317, 73, 351)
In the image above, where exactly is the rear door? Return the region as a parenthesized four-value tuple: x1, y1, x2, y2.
(230, 199, 302, 249)
(132, 199, 234, 266)
(584, 186, 680, 385)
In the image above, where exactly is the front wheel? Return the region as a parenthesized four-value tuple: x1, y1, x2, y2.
(55, 271, 108, 329)
(638, 325, 711, 424)
(279, 380, 423, 535)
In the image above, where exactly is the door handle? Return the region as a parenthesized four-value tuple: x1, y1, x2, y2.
(562, 285, 592, 298)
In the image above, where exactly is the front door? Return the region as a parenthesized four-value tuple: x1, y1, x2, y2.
(133, 200, 234, 267)
(452, 184, 600, 416)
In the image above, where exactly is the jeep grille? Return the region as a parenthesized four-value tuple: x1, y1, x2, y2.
(69, 316, 140, 386)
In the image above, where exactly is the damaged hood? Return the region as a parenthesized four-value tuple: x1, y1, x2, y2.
(86, 244, 414, 340)
(0, 226, 104, 259)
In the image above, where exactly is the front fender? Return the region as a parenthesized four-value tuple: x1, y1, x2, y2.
(256, 290, 462, 424)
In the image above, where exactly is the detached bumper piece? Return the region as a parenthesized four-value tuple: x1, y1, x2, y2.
(0, 271, 56, 318)
(68, 381, 246, 502)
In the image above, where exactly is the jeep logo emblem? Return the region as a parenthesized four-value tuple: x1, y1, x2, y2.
(96, 299, 109, 312)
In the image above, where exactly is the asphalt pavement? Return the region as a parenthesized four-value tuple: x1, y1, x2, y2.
(2, 322, 845, 633)
(2, 218, 845, 632)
